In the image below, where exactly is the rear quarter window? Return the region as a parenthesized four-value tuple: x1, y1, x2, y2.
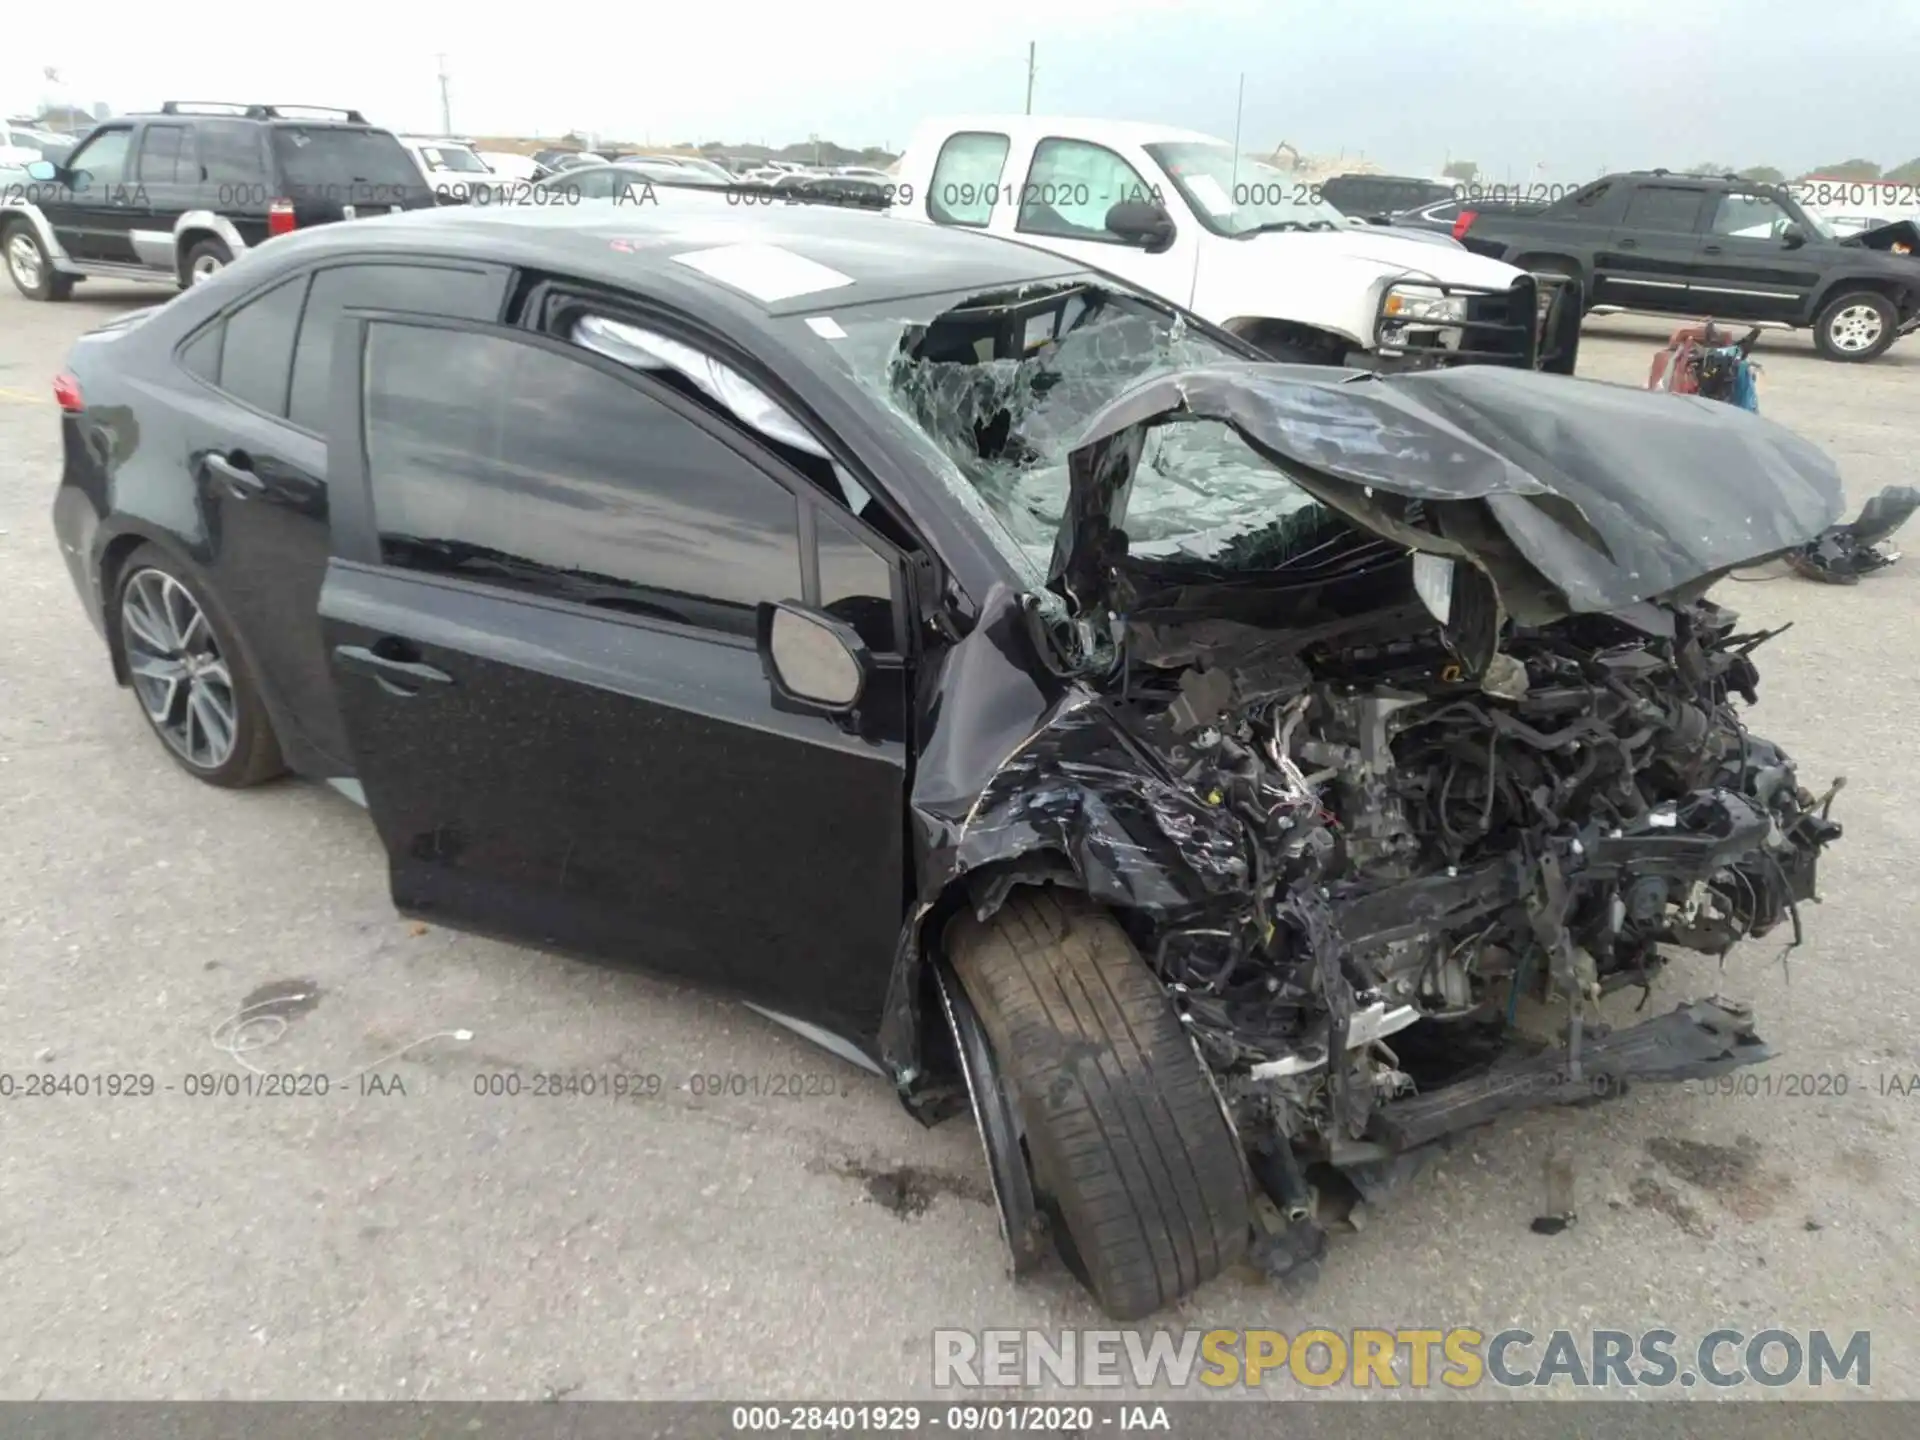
(215, 274, 309, 416)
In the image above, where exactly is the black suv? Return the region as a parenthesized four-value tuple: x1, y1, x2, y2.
(1445, 170, 1920, 361)
(2, 102, 436, 301)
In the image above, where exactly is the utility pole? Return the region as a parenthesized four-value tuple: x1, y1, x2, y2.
(1229, 72, 1245, 194)
(436, 54, 452, 135)
(1025, 42, 1036, 115)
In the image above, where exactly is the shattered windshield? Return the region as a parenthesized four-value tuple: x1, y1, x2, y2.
(1144, 142, 1348, 236)
(782, 280, 1322, 581)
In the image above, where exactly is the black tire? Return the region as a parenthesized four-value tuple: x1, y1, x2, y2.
(111, 544, 285, 788)
(1812, 290, 1896, 362)
(1517, 256, 1588, 313)
(947, 888, 1250, 1319)
(180, 237, 233, 290)
(3, 219, 74, 301)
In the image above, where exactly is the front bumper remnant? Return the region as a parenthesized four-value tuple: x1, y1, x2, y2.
(1371, 998, 1769, 1151)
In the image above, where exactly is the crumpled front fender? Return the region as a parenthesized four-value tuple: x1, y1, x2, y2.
(879, 585, 1255, 1083)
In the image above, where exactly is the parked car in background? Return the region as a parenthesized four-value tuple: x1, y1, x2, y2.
(1318, 172, 1456, 218)
(891, 115, 1579, 371)
(3, 101, 437, 301)
(605, 153, 737, 183)
(789, 173, 894, 209)
(45, 194, 1843, 1321)
(397, 135, 495, 199)
(532, 149, 606, 173)
(476, 151, 543, 183)
(1450, 169, 1920, 361)
(530, 160, 730, 203)
(1, 123, 76, 169)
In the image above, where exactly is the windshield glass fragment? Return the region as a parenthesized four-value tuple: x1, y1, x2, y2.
(788, 281, 1328, 581)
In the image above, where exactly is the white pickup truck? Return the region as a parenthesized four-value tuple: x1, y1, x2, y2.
(890, 116, 1579, 373)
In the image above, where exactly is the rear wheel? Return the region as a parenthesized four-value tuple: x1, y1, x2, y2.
(4, 220, 73, 301)
(113, 545, 285, 787)
(947, 888, 1250, 1319)
(1813, 291, 1895, 362)
(180, 237, 233, 289)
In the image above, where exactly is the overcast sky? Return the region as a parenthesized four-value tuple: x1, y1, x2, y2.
(10, 0, 1914, 178)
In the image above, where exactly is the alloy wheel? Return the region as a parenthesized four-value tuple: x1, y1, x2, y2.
(189, 253, 225, 285)
(120, 569, 239, 770)
(1828, 304, 1884, 354)
(7, 232, 42, 291)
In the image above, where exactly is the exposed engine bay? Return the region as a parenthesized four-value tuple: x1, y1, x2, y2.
(871, 281, 1849, 1271)
(1101, 572, 1841, 1163)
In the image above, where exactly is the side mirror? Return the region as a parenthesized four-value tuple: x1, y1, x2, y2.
(1780, 223, 1807, 249)
(758, 601, 870, 717)
(1105, 200, 1177, 253)
(25, 160, 58, 181)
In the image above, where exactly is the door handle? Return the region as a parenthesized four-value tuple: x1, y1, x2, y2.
(205, 451, 265, 498)
(1617, 238, 1638, 249)
(1702, 244, 1724, 255)
(333, 643, 453, 695)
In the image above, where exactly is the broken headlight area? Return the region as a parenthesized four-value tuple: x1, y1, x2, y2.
(1094, 589, 1842, 1174)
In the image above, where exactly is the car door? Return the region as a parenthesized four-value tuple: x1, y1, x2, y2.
(173, 257, 511, 774)
(1002, 137, 1195, 301)
(129, 121, 196, 272)
(1691, 188, 1825, 322)
(1595, 183, 1709, 310)
(47, 124, 141, 262)
(316, 310, 912, 1044)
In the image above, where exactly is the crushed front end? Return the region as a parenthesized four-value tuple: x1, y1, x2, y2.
(879, 311, 1851, 1277)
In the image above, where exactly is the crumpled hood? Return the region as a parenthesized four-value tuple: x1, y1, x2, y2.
(1053, 361, 1845, 624)
(1843, 218, 1920, 254)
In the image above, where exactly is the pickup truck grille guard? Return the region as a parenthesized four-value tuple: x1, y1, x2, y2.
(1374, 274, 1575, 370)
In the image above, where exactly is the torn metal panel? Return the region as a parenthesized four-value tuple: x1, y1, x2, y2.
(1057, 362, 1846, 623)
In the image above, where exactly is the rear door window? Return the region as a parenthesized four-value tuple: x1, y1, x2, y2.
(136, 124, 190, 183)
(196, 121, 267, 188)
(215, 275, 309, 416)
(927, 132, 1009, 227)
(286, 262, 506, 431)
(1621, 185, 1708, 232)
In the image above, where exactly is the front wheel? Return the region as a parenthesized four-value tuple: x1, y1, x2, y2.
(1813, 291, 1896, 362)
(947, 888, 1250, 1320)
(113, 545, 285, 787)
(4, 220, 73, 301)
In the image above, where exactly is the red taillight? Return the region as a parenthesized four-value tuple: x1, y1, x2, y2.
(53, 372, 84, 412)
(267, 199, 297, 236)
(1451, 208, 1479, 241)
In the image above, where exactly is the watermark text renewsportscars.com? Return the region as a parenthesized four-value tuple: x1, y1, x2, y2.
(933, 1327, 1870, 1390)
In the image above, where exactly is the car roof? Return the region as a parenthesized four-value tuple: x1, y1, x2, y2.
(911, 114, 1228, 148)
(264, 191, 1087, 316)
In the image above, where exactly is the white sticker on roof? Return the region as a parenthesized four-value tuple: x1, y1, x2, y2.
(805, 315, 849, 339)
(672, 244, 856, 303)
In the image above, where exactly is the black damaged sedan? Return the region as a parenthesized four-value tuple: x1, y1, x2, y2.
(51, 196, 1845, 1319)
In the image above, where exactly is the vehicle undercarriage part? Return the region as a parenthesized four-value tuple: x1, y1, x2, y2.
(1786, 484, 1917, 584)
